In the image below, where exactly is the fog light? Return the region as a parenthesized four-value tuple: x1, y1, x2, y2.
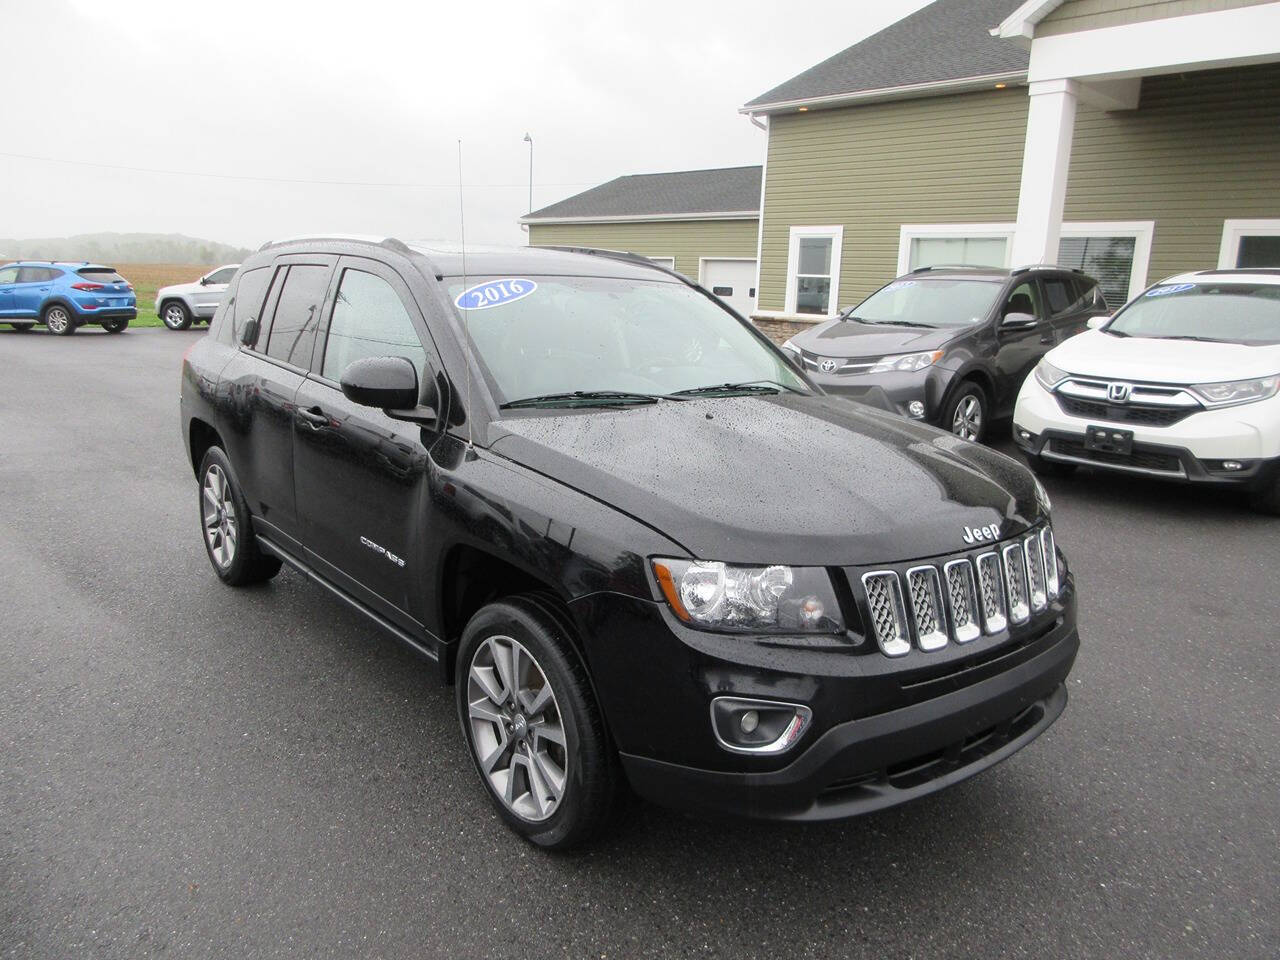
(1222, 460, 1244, 471)
(740, 710, 760, 734)
(907, 400, 925, 418)
(710, 697, 813, 755)
(1017, 428, 1034, 443)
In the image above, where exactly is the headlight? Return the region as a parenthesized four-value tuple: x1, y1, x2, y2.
(1034, 359, 1068, 390)
(651, 558, 845, 634)
(1189, 375, 1280, 408)
(868, 350, 943, 374)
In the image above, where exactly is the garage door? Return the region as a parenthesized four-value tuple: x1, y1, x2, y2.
(701, 259, 757, 317)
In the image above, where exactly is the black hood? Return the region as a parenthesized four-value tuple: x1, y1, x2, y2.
(488, 395, 1043, 566)
(794, 319, 959, 359)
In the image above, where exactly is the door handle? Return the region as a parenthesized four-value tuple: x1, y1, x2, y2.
(297, 406, 330, 429)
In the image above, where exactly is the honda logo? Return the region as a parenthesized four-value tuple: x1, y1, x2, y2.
(1107, 382, 1133, 403)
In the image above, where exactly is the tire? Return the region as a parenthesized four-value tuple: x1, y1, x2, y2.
(1249, 478, 1280, 515)
(161, 300, 192, 330)
(1024, 451, 1077, 478)
(10, 323, 34, 332)
(101, 318, 129, 334)
(456, 595, 618, 850)
(196, 446, 282, 586)
(942, 381, 988, 443)
(43, 304, 75, 336)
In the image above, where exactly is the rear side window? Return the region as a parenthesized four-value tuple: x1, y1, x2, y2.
(265, 264, 330, 367)
(76, 268, 127, 284)
(18, 267, 59, 283)
(321, 268, 426, 381)
(1043, 278, 1074, 317)
(219, 266, 273, 345)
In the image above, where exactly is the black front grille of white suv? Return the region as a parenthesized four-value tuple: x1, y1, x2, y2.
(858, 527, 1060, 658)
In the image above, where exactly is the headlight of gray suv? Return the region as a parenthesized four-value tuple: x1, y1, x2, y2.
(1190, 375, 1280, 408)
(868, 350, 943, 374)
(652, 559, 845, 634)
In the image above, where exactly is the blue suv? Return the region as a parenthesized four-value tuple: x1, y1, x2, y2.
(0, 261, 137, 335)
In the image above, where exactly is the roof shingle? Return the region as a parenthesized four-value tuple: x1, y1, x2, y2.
(744, 0, 1028, 111)
(523, 165, 761, 221)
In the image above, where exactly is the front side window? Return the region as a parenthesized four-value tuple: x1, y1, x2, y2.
(447, 275, 806, 406)
(204, 267, 237, 285)
(0, 266, 18, 284)
(848, 278, 1002, 328)
(265, 264, 330, 366)
(1107, 283, 1280, 345)
(1002, 281, 1042, 320)
(322, 269, 426, 381)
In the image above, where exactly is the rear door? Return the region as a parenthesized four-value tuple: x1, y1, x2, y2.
(1041, 273, 1093, 343)
(292, 256, 437, 629)
(0, 266, 18, 316)
(14, 267, 57, 317)
(214, 255, 335, 549)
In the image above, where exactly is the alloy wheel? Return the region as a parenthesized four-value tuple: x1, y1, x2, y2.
(45, 307, 70, 334)
(202, 464, 238, 569)
(164, 304, 187, 329)
(952, 394, 983, 442)
(466, 635, 567, 822)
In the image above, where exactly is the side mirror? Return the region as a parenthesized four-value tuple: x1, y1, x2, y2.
(340, 356, 437, 424)
(1086, 315, 1110, 330)
(199, 276, 210, 286)
(1001, 311, 1037, 329)
(239, 317, 259, 346)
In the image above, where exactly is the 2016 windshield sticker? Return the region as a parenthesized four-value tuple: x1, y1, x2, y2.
(1144, 282, 1195, 298)
(454, 278, 537, 310)
(884, 280, 917, 291)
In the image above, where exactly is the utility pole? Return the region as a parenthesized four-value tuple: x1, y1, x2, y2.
(522, 133, 533, 216)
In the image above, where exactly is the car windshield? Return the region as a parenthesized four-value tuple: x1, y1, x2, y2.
(446, 275, 808, 407)
(1106, 282, 1280, 345)
(847, 278, 1002, 328)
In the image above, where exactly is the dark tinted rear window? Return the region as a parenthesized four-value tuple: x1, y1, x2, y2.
(77, 268, 127, 284)
(265, 264, 330, 367)
(218, 265, 273, 346)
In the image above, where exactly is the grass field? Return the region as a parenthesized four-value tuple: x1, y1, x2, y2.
(117, 263, 209, 328)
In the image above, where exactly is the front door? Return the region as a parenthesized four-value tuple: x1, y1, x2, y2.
(292, 257, 436, 629)
(192, 266, 237, 318)
(992, 279, 1051, 414)
(0, 266, 18, 317)
(701, 259, 757, 317)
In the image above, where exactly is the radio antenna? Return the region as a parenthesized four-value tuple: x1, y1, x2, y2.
(457, 138, 473, 450)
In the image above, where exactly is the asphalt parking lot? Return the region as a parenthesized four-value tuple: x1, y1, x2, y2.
(1, 326, 1277, 960)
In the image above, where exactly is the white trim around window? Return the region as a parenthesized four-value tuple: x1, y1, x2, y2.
(647, 256, 676, 270)
(896, 223, 1016, 274)
(896, 220, 1153, 300)
(784, 225, 843, 318)
(1218, 219, 1280, 270)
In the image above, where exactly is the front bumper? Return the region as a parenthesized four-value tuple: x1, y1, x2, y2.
(1014, 377, 1280, 489)
(805, 366, 948, 422)
(570, 571, 1078, 821)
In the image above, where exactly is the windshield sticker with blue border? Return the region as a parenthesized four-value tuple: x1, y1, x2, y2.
(1144, 282, 1196, 298)
(884, 280, 917, 292)
(454, 279, 538, 310)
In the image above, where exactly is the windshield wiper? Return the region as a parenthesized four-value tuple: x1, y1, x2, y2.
(499, 390, 670, 410)
(858, 319, 929, 328)
(1148, 335, 1222, 343)
(669, 380, 805, 397)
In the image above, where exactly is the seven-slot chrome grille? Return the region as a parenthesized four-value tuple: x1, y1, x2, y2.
(861, 527, 1061, 658)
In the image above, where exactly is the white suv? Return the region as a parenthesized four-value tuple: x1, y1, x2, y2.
(155, 264, 239, 330)
(1013, 270, 1280, 513)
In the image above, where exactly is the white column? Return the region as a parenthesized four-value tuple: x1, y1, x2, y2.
(1010, 79, 1078, 266)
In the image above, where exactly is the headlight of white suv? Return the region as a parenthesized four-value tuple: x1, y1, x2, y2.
(1189, 375, 1280, 408)
(868, 350, 943, 373)
(1034, 359, 1069, 390)
(651, 559, 845, 634)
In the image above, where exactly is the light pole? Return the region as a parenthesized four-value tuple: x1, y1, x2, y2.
(522, 133, 533, 217)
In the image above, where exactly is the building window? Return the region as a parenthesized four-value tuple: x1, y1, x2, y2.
(1058, 222, 1153, 309)
(1219, 219, 1280, 269)
(785, 226, 842, 317)
(648, 256, 676, 270)
(897, 224, 1015, 275)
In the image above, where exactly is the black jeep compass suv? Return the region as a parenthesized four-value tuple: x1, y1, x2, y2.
(180, 237, 1079, 848)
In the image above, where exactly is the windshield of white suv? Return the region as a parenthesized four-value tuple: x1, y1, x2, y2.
(446, 275, 809, 407)
(1106, 282, 1280, 345)
(846, 278, 1003, 328)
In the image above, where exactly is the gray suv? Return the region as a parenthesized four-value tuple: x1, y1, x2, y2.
(156, 264, 239, 330)
(780, 265, 1106, 443)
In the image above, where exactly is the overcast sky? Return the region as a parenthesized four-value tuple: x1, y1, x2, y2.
(3, 0, 930, 249)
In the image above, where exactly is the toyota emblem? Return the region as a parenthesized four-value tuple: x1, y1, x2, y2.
(819, 358, 839, 374)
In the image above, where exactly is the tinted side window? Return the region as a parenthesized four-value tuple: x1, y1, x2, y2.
(205, 267, 237, 285)
(219, 266, 272, 345)
(321, 269, 426, 381)
(1043, 277, 1074, 317)
(0, 267, 18, 284)
(18, 267, 54, 283)
(265, 265, 330, 367)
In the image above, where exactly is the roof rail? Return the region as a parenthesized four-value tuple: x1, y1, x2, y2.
(1195, 267, 1280, 276)
(541, 245, 687, 281)
(257, 234, 411, 253)
(1011, 263, 1085, 276)
(909, 264, 989, 273)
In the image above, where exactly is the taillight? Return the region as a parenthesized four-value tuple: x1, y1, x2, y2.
(71, 282, 104, 291)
